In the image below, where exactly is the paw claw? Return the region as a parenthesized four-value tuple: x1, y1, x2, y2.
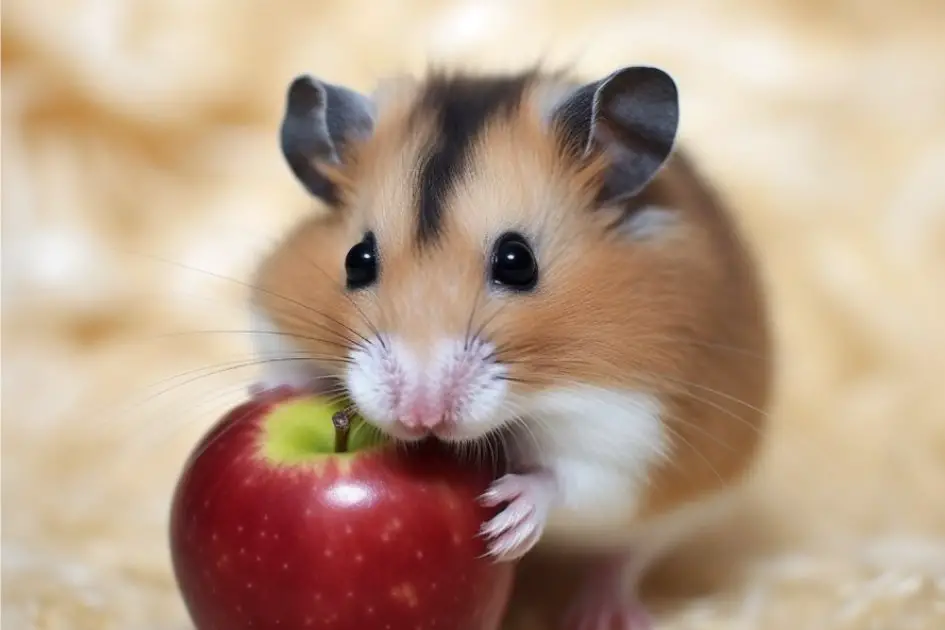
(479, 497, 535, 538)
(478, 475, 522, 506)
(479, 472, 555, 562)
(486, 522, 543, 562)
(477, 489, 501, 507)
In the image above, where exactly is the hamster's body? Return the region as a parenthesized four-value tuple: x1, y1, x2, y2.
(250, 66, 772, 629)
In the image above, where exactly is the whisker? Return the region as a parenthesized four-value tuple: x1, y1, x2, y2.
(126, 380, 356, 469)
(121, 357, 350, 422)
(129, 370, 352, 442)
(657, 375, 770, 417)
(498, 398, 545, 464)
(605, 391, 730, 481)
(304, 308, 373, 350)
(147, 328, 361, 354)
(659, 420, 725, 484)
(348, 290, 389, 352)
(83, 353, 343, 435)
(257, 302, 365, 352)
(489, 430, 506, 477)
(111, 381, 250, 458)
(133, 252, 367, 350)
(680, 339, 767, 361)
(161, 354, 348, 390)
(464, 277, 488, 352)
(470, 298, 512, 349)
(503, 358, 766, 436)
(292, 244, 388, 351)
(489, 329, 766, 370)
(499, 375, 557, 390)
(530, 359, 766, 434)
(665, 412, 739, 453)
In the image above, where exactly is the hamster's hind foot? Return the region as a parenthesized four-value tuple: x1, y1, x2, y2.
(562, 556, 653, 630)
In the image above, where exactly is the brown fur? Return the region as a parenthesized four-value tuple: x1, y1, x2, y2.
(253, 69, 772, 628)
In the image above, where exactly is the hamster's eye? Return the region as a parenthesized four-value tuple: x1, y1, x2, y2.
(345, 231, 378, 290)
(490, 232, 538, 291)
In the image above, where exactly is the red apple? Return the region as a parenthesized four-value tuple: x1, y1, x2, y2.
(169, 388, 515, 630)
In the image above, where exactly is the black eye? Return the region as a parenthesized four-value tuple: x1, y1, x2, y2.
(345, 232, 378, 290)
(490, 232, 538, 291)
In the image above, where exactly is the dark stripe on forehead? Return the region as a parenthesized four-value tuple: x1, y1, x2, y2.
(412, 71, 539, 245)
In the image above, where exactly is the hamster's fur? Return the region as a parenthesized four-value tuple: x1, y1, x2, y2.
(251, 65, 772, 629)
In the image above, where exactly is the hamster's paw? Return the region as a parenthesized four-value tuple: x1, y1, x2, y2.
(563, 596, 652, 630)
(478, 472, 556, 562)
(563, 561, 652, 630)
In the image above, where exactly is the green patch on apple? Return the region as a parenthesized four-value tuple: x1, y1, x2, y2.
(260, 395, 388, 464)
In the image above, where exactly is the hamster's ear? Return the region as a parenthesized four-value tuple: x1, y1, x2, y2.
(280, 75, 376, 204)
(551, 66, 680, 204)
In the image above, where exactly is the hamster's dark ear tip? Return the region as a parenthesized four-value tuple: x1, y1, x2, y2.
(611, 66, 678, 97)
(286, 74, 325, 112)
(647, 67, 679, 99)
(637, 65, 675, 82)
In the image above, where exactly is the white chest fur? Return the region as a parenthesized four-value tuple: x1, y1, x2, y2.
(513, 386, 669, 548)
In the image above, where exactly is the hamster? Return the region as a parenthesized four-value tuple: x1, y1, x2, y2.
(249, 64, 772, 629)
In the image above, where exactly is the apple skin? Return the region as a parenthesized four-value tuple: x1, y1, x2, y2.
(169, 388, 515, 630)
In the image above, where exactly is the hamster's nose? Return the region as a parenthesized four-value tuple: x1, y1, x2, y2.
(397, 394, 448, 432)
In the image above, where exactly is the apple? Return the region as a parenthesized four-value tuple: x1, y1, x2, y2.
(169, 387, 515, 630)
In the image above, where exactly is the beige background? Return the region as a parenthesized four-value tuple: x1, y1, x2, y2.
(3, 0, 945, 628)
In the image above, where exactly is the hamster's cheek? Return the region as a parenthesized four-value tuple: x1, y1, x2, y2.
(430, 379, 513, 444)
(442, 357, 512, 436)
(342, 344, 407, 437)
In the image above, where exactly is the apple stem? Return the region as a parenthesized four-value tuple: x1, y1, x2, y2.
(332, 410, 351, 454)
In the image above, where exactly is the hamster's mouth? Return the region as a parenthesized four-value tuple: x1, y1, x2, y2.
(397, 426, 430, 441)
(430, 424, 464, 442)
(428, 422, 504, 446)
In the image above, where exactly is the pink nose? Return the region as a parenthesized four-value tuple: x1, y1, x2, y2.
(399, 398, 447, 431)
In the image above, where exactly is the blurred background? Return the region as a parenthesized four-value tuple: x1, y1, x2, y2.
(3, 0, 945, 628)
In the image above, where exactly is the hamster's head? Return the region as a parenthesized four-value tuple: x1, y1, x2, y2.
(253, 66, 699, 446)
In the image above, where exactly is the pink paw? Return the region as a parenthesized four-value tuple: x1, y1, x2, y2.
(564, 596, 652, 630)
(478, 472, 556, 562)
(564, 569, 652, 630)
